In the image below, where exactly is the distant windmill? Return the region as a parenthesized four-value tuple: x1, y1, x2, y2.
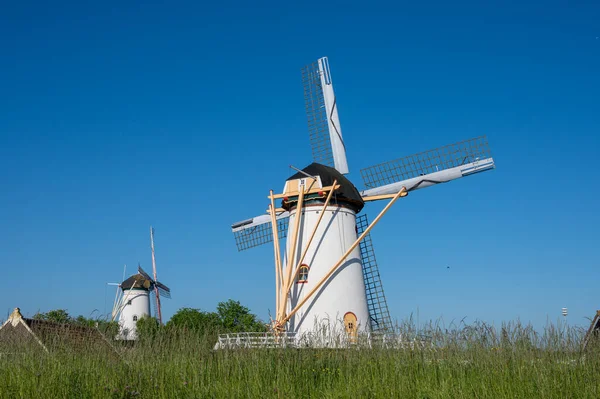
(230, 56, 496, 344)
(110, 265, 171, 340)
(108, 228, 171, 340)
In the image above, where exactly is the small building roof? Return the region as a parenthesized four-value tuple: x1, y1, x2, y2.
(284, 163, 365, 212)
(0, 308, 120, 357)
(583, 310, 600, 350)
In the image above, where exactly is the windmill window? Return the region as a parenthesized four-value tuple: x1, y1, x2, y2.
(297, 264, 309, 283)
(127, 300, 132, 305)
(133, 315, 138, 322)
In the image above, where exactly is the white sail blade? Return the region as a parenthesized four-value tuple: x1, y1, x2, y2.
(360, 157, 495, 197)
(318, 57, 349, 175)
(302, 57, 349, 174)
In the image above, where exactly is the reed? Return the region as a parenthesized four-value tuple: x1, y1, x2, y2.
(1, 318, 598, 398)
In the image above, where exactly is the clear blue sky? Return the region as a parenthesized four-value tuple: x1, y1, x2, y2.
(1, 1, 598, 332)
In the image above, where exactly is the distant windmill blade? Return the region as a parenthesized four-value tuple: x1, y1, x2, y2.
(302, 57, 348, 174)
(231, 213, 290, 251)
(138, 266, 153, 281)
(150, 293, 158, 319)
(356, 214, 394, 333)
(360, 136, 495, 196)
(155, 281, 170, 292)
(155, 281, 171, 299)
(157, 286, 171, 299)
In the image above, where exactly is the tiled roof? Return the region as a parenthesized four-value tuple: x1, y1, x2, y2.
(583, 310, 600, 350)
(0, 308, 120, 358)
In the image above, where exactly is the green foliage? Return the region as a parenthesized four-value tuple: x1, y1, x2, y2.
(166, 299, 267, 335)
(97, 320, 119, 338)
(166, 307, 221, 334)
(0, 319, 599, 398)
(31, 309, 118, 338)
(216, 299, 267, 333)
(33, 309, 72, 324)
(74, 315, 96, 328)
(136, 315, 160, 340)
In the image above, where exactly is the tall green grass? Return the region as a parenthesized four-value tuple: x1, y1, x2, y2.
(1, 319, 599, 398)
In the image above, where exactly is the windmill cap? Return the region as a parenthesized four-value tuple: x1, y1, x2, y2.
(120, 273, 152, 290)
(284, 163, 364, 213)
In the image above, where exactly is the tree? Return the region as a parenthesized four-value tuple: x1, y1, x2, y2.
(166, 307, 221, 335)
(216, 299, 267, 333)
(32, 309, 118, 337)
(74, 315, 96, 328)
(33, 309, 72, 324)
(166, 300, 267, 335)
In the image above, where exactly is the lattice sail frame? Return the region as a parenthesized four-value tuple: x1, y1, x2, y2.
(360, 136, 492, 189)
(301, 57, 348, 174)
(302, 59, 333, 168)
(156, 284, 171, 299)
(233, 217, 290, 251)
(356, 214, 394, 333)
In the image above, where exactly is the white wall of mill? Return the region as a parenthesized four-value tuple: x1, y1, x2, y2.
(286, 205, 369, 338)
(118, 289, 151, 340)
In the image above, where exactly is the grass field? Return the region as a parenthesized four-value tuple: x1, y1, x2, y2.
(1, 319, 598, 398)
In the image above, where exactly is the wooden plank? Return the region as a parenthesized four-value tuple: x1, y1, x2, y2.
(268, 191, 283, 318)
(362, 192, 408, 202)
(278, 186, 305, 321)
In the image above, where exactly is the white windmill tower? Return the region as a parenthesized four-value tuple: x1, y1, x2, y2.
(110, 228, 171, 340)
(112, 267, 152, 340)
(230, 56, 496, 346)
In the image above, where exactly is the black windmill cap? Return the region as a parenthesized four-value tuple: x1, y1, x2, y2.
(120, 273, 152, 290)
(284, 163, 364, 212)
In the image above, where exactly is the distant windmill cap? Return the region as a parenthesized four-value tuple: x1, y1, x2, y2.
(120, 273, 152, 291)
(284, 163, 364, 212)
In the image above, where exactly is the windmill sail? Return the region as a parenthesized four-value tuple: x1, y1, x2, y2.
(302, 57, 349, 174)
(356, 214, 394, 333)
(232, 212, 290, 251)
(360, 136, 494, 197)
(137, 265, 171, 298)
(150, 294, 158, 319)
(231, 56, 348, 251)
(138, 265, 152, 282)
(155, 281, 171, 299)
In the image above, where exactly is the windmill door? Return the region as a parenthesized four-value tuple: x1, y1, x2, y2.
(344, 312, 358, 343)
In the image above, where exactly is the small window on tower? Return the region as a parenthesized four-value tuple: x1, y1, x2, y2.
(127, 300, 132, 305)
(297, 264, 309, 283)
(133, 315, 138, 322)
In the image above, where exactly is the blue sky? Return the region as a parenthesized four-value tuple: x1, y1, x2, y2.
(1, 1, 598, 332)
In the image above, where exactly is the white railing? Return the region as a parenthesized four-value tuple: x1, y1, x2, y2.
(213, 332, 297, 349)
(213, 331, 432, 350)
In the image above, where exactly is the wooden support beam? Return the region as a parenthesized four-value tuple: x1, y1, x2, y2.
(281, 186, 408, 325)
(285, 180, 338, 294)
(362, 191, 409, 202)
(278, 185, 305, 321)
(268, 190, 283, 317)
